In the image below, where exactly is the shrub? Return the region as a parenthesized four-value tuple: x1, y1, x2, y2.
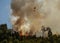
(13, 39, 19, 43)
(1, 39, 8, 43)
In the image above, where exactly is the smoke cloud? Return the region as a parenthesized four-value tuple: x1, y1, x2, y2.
(11, 0, 60, 36)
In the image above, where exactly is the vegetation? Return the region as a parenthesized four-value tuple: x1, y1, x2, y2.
(0, 24, 60, 43)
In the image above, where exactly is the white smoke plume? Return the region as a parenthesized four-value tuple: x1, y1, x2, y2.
(11, 0, 60, 37)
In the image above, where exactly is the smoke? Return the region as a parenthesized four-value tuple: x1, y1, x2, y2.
(41, 0, 60, 35)
(11, 0, 60, 36)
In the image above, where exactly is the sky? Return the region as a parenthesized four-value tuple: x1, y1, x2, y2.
(0, 0, 12, 29)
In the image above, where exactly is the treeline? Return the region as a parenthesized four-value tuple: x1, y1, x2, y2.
(0, 24, 60, 43)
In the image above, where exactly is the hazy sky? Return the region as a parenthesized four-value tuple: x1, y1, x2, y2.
(0, 0, 12, 29)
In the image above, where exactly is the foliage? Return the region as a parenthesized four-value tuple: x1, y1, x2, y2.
(0, 24, 60, 43)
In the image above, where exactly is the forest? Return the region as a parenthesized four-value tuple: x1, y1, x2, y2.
(0, 24, 60, 43)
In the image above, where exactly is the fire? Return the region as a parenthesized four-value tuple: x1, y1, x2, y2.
(25, 32, 29, 36)
(11, 0, 45, 37)
(19, 30, 23, 36)
(11, 0, 60, 37)
(19, 30, 29, 37)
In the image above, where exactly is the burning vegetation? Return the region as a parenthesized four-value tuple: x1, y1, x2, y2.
(11, 0, 44, 37)
(11, 0, 60, 37)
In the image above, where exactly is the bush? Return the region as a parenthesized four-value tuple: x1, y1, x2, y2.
(8, 41, 13, 43)
(13, 39, 19, 43)
(1, 39, 8, 43)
